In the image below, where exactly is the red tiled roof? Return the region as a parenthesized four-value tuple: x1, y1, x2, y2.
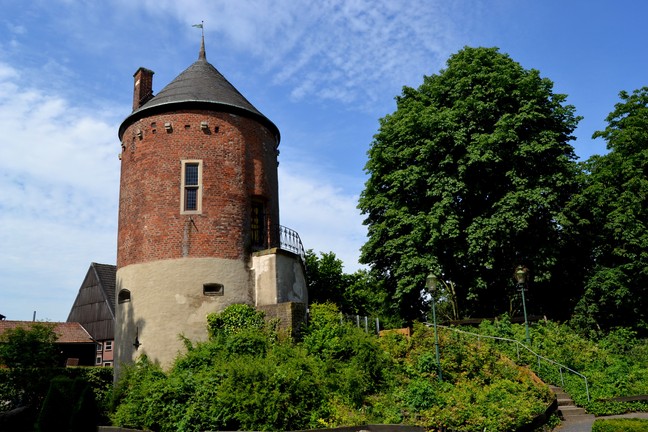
(0, 321, 94, 344)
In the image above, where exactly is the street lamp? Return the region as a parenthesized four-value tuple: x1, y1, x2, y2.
(425, 273, 443, 381)
(514, 266, 530, 346)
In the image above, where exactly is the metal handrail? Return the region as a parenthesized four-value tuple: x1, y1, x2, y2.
(278, 225, 305, 264)
(431, 324, 590, 401)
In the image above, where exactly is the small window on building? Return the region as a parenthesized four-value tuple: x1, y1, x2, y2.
(96, 356, 102, 365)
(181, 160, 202, 214)
(96, 342, 102, 352)
(203, 283, 224, 296)
(251, 200, 266, 248)
(105, 341, 113, 351)
(103, 362, 113, 367)
(118, 289, 131, 304)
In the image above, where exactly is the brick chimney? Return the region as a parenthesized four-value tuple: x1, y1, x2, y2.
(132, 67, 155, 111)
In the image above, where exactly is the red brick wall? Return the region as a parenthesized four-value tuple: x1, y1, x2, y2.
(117, 109, 279, 269)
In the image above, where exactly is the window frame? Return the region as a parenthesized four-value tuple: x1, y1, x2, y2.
(181, 160, 203, 214)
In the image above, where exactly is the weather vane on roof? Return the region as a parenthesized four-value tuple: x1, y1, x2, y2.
(192, 21, 204, 35)
(193, 21, 205, 60)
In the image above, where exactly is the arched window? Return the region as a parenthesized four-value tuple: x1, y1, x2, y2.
(118, 289, 131, 304)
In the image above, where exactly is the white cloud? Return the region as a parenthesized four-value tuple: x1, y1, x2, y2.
(116, 0, 475, 112)
(0, 55, 369, 322)
(279, 159, 367, 273)
(0, 61, 120, 321)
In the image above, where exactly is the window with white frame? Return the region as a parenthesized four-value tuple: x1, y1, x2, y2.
(181, 160, 203, 214)
(105, 341, 113, 351)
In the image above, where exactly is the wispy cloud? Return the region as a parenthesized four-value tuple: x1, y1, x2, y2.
(0, 0, 477, 321)
(122, 0, 476, 111)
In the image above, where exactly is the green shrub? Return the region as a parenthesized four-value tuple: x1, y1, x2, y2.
(592, 418, 648, 432)
(110, 356, 168, 430)
(36, 376, 75, 432)
(206, 303, 266, 339)
(0, 366, 112, 430)
(36, 375, 99, 432)
(69, 381, 99, 432)
(111, 308, 559, 432)
(465, 318, 648, 416)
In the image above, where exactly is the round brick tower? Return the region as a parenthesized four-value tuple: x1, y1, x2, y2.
(114, 40, 304, 370)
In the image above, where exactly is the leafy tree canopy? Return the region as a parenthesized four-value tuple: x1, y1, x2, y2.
(305, 249, 349, 306)
(305, 250, 402, 327)
(0, 322, 58, 369)
(570, 87, 648, 335)
(359, 46, 580, 321)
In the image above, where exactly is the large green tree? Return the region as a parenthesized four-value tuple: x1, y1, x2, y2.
(305, 250, 401, 326)
(359, 47, 581, 320)
(570, 88, 648, 335)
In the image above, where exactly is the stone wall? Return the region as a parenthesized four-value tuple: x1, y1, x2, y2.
(257, 302, 307, 339)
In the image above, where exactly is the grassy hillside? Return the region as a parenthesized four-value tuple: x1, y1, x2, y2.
(466, 316, 648, 416)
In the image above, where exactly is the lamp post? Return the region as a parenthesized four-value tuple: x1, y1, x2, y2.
(425, 273, 443, 381)
(514, 266, 530, 346)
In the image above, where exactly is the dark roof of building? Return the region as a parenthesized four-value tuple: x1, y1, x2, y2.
(92, 263, 116, 316)
(66, 262, 116, 341)
(0, 321, 94, 344)
(118, 40, 279, 141)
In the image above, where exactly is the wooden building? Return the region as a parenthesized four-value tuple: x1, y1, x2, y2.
(67, 262, 116, 366)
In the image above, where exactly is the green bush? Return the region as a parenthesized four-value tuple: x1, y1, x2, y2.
(592, 418, 648, 432)
(111, 304, 556, 432)
(0, 366, 112, 431)
(36, 376, 75, 432)
(36, 375, 99, 432)
(465, 317, 648, 416)
(206, 303, 266, 339)
(110, 356, 168, 429)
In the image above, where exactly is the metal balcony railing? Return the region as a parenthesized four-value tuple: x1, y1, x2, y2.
(278, 225, 305, 264)
(252, 222, 305, 265)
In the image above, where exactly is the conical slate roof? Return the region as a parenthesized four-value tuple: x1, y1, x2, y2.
(119, 46, 279, 141)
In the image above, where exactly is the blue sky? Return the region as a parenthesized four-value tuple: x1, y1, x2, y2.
(1, 0, 646, 322)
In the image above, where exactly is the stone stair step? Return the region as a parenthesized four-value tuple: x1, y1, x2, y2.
(549, 386, 568, 396)
(559, 406, 588, 416)
(561, 413, 596, 422)
(549, 385, 596, 424)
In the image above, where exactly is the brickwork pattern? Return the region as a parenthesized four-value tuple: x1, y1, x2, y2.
(117, 110, 279, 268)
